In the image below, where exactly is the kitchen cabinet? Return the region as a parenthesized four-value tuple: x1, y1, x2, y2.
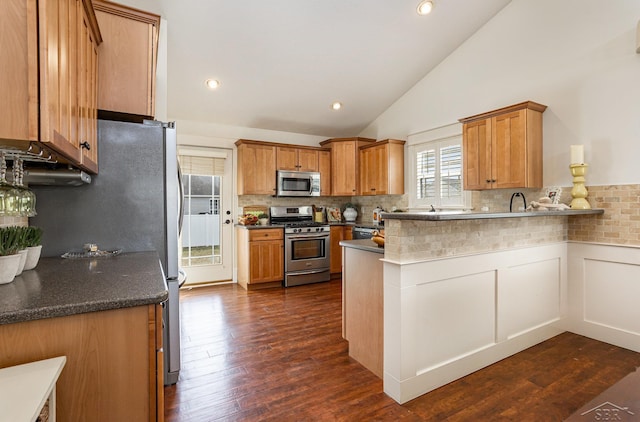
(330, 225, 352, 276)
(276, 146, 319, 172)
(77, 0, 100, 173)
(459, 101, 546, 190)
(236, 227, 284, 289)
(236, 140, 277, 195)
(237, 139, 331, 195)
(320, 137, 375, 196)
(318, 149, 331, 196)
(93, 0, 160, 119)
(0, 0, 102, 173)
(0, 304, 163, 421)
(359, 139, 405, 195)
(341, 243, 384, 378)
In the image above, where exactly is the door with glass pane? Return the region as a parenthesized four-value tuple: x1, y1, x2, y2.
(179, 148, 233, 284)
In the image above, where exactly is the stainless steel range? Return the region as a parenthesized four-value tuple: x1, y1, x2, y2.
(270, 206, 330, 287)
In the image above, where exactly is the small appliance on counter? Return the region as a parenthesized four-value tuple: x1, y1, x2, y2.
(372, 206, 384, 225)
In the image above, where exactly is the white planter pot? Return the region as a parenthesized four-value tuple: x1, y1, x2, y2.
(259, 218, 269, 226)
(0, 254, 21, 284)
(23, 245, 42, 271)
(343, 207, 358, 222)
(15, 249, 28, 276)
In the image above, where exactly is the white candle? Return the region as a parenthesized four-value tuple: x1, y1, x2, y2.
(570, 145, 584, 164)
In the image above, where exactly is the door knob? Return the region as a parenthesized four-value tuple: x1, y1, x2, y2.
(224, 219, 232, 224)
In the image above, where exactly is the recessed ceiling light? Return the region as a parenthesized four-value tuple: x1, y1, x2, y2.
(205, 79, 220, 89)
(331, 102, 342, 110)
(416, 0, 434, 15)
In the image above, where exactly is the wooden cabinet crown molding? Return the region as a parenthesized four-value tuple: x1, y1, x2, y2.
(458, 101, 547, 124)
(235, 138, 329, 153)
(357, 138, 406, 151)
(319, 137, 376, 147)
(92, 0, 159, 25)
(82, 0, 103, 44)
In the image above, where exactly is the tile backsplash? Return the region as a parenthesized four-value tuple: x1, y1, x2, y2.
(474, 184, 639, 247)
(237, 194, 409, 223)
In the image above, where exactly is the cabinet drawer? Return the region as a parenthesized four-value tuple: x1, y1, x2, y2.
(249, 229, 283, 241)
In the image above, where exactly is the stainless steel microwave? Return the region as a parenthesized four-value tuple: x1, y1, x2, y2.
(276, 170, 320, 197)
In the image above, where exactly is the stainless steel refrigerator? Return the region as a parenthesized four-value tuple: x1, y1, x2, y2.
(31, 119, 184, 385)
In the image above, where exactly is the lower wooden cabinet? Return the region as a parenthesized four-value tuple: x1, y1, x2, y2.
(0, 304, 163, 421)
(330, 225, 352, 277)
(236, 227, 284, 289)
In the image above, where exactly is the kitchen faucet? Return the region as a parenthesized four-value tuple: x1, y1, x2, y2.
(509, 192, 527, 212)
(430, 204, 436, 212)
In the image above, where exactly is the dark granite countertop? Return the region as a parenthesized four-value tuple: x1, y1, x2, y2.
(339, 239, 385, 254)
(0, 251, 168, 326)
(235, 221, 382, 229)
(381, 209, 604, 221)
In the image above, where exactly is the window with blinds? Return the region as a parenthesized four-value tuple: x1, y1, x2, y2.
(410, 136, 469, 209)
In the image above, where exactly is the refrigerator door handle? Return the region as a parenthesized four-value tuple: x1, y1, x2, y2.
(177, 160, 185, 235)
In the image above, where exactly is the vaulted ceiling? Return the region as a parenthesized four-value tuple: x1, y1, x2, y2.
(122, 0, 512, 137)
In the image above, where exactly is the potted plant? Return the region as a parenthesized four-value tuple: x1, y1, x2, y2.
(14, 226, 30, 276)
(0, 226, 22, 284)
(343, 203, 358, 222)
(22, 226, 43, 271)
(257, 213, 269, 226)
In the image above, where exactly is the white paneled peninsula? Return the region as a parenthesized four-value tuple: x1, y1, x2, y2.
(342, 209, 611, 404)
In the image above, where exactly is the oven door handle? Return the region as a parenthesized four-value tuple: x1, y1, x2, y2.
(286, 234, 330, 241)
(289, 269, 329, 276)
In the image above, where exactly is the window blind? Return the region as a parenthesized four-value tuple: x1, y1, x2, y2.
(178, 147, 225, 176)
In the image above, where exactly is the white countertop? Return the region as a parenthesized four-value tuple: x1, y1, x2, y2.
(0, 356, 66, 422)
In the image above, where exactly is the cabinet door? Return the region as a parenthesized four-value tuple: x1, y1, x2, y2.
(330, 225, 344, 274)
(0, 0, 38, 143)
(360, 144, 388, 195)
(249, 240, 283, 283)
(318, 150, 331, 196)
(237, 143, 277, 195)
(93, 1, 159, 118)
(39, 0, 82, 163)
(77, 1, 99, 173)
(331, 141, 358, 196)
(492, 110, 526, 189)
(297, 148, 318, 172)
(463, 119, 492, 190)
(276, 146, 298, 171)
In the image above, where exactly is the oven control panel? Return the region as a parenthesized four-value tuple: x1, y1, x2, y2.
(287, 226, 328, 234)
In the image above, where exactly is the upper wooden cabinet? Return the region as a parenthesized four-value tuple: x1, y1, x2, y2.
(459, 101, 546, 190)
(93, 0, 159, 119)
(318, 149, 331, 196)
(359, 139, 405, 196)
(320, 137, 375, 196)
(237, 139, 331, 195)
(77, 0, 100, 173)
(0, 0, 102, 173)
(276, 146, 319, 172)
(236, 140, 277, 195)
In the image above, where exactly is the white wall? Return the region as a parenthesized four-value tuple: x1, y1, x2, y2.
(360, 0, 640, 188)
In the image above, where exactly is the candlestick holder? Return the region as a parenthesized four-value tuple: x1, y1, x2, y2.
(569, 164, 590, 209)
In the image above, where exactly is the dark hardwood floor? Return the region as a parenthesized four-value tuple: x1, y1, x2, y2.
(165, 279, 640, 421)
